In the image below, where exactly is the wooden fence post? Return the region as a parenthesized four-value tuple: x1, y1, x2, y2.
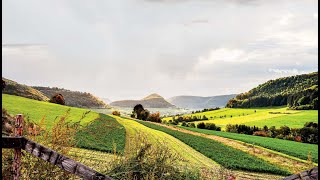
(13, 114, 23, 180)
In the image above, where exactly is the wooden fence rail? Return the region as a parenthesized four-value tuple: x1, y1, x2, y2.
(2, 136, 113, 180)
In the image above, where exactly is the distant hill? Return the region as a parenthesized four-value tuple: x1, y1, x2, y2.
(100, 98, 112, 104)
(33, 86, 110, 109)
(167, 94, 237, 109)
(2, 77, 49, 101)
(110, 93, 175, 108)
(226, 72, 318, 110)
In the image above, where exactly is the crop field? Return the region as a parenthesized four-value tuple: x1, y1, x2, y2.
(163, 107, 317, 129)
(138, 121, 291, 176)
(75, 114, 126, 153)
(112, 116, 218, 169)
(179, 126, 318, 162)
(2, 94, 99, 129)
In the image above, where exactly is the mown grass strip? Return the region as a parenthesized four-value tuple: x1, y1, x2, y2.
(138, 121, 291, 176)
(179, 126, 318, 162)
(75, 114, 126, 154)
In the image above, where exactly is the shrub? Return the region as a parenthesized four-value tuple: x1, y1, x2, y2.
(205, 123, 217, 130)
(253, 131, 270, 137)
(147, 112, 161, 123)
(181, 122, 187, 126)
(188, 123, 196, 128)
(197, 122, 206, 129)
(112, 110, 121, 116)
(49, 94, 65, 105)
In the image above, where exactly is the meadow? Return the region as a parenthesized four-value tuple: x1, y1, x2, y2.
(2, 94, 126, 154)
(163, 107, 318, 129)
(75, 114, 126, 153)
(113, 116, 218, 169)
(179, 126, 318, 162)
(138, 121, 291, 176)
(2, 94, 99, 129)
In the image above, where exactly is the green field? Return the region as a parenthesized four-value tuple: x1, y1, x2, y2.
(2, 94, 99, 129)
(2, 94, 126, 153)
(113, 116, 218, 169)
(75, 114, 126, 153)
(138, 121, 291, 176)
(179, 126, 318, 162)
(163, 107, 318, 129)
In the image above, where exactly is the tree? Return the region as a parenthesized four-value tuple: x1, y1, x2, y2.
(2, 80, 6, 91)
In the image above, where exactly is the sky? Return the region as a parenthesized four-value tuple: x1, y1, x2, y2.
(2, 0, 318, 101)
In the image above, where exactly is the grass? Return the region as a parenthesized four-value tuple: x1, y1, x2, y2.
(113, 116, 218, 169)
(2, 94, 99, 129)
(75, 114, 126, 154)
(2, 94, 126, 154)
(138, 121, 291, 176)
(163, 107, 318, 130)
(179, 126, 318, 162)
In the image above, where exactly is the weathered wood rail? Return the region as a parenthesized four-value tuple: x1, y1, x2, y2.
(281, 167, 318, 180)
(2, 136, 113, 180)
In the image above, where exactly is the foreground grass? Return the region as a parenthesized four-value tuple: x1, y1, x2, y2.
(75, 114, 126, 153)
(180, 126, 318, 163)
(138, 121, 291, 176)
(113, 116, 218, 169)
(2, 94, 99, 129)
(163, 107, 317, 130)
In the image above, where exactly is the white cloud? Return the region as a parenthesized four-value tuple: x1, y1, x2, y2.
(279, 13, 294, 25)
(268, 68, 306, 75)
(197, 48, 259, 65)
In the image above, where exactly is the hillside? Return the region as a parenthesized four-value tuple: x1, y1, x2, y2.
(33, 86, 110, 109)
(2, 77, 49, 101)
(110, 93, 175, 108)
(167, 94, 237, 109)
(226, 72, 318, 109)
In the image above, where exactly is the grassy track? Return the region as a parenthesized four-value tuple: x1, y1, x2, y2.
(2, 94, 99, 129)
(163, 107, 317, 129)
(112, 116, 218, 169)
(179, 126, 318, 162)
(75, 114, 126, 153)
(138, 121, 291, 176)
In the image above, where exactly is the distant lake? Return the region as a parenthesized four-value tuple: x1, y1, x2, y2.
(90, 107, 201, 117)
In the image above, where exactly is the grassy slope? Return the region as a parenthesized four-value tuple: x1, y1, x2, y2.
(113, 116, 218, 169)
(2, 94, 126, 154)
(2, 94, 99, 129)
(75, 114, 126, 153)
(180, 126, 318, 162)
(138, 121, 290, 176)
(163, 107, 317, 129)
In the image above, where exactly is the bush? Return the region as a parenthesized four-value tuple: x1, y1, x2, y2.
(112, 111, 121, 116)
(197, 122, 206, 129)
(147, 112, 161, 123)
(205, 123, 217, 130)
(188, 123, 196, 128)
(49, 94, 65, 105)
(253, 131, 270, 137)
(181, 122, 187, 126)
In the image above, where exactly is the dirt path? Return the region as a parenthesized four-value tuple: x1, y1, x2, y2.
(150, 122, 312, 174)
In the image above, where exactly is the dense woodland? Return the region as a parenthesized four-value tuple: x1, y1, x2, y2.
(226, 72, 318, 109)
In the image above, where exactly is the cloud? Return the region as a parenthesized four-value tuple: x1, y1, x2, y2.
(314, 13, 318, 19)
(268, 68, 306, 75)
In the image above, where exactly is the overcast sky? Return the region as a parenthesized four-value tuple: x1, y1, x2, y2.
(2, 0, 318, 101)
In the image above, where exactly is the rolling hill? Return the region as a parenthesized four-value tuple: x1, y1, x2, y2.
(33, 86, 110, 109)
(110, 93, 175, 108)
(2, 77, 49, 101)
(226, 72, 318, 109)
(167, 94, 237, 109)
